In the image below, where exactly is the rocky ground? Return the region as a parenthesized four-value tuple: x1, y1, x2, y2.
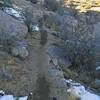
(0, 0, 100, 100)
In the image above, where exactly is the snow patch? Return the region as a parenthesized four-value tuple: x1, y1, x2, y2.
(0, 90, 28, 100)
(18, 96, 28, 100)
(82, 92, 100, 100)
(30, 24, 40, 32)
(32, 25, 39, 31)
(65, 79, 100, 100)
(3, 7, 25, 21)
(0, 95, 14, 100)
(4, 7, 21, 17)
(96, 66, 100, 71)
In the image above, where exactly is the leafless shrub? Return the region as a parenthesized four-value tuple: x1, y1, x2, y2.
(65, 36, 95, 71)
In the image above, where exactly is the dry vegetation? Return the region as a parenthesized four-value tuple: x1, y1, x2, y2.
(64, 0, 100, 12)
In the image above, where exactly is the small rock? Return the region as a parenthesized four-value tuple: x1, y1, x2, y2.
(11, 46, 28, 58)
(51, 58, 58, 66)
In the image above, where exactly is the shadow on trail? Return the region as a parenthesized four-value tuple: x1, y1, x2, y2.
(34, 75, 51, 100)
(40, 29, 48, 46)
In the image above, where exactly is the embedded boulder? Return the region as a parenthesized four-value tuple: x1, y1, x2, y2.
(0, 10, 28, 58)
(47, 44, 71, 68)
(0, 10, 28, 45)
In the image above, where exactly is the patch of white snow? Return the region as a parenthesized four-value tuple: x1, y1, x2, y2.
(65, 79, 100, 100)
(3, 7, 25, 21)
(31, 25, 40, 32)
(0, 95, 15, 100)
(4, 7, 21, 17)
(82, 92, 100, 100)
(0, 90, 28, 100)
(18, 96, 28, 100)
(96, 66, 100, 71)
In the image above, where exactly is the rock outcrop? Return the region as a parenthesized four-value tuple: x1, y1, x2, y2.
(0, 10, 28, 58)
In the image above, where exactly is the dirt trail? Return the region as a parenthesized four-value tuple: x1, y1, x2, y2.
(24, 31, 67, 100)
(31, 44, 51, 100)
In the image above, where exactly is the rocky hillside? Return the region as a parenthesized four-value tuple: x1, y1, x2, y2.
(0, 0, 99, 100)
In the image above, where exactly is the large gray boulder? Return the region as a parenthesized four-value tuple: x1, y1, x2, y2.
(47, 44, 71, 68)
(11, 46, 29, 59)
(0, 10, 28, 58)
(0, 10, 27, 43)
